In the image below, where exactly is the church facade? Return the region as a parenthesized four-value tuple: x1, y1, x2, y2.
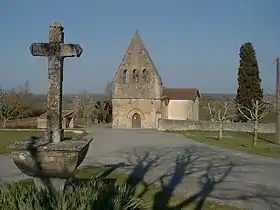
(112, 31, 200, 129)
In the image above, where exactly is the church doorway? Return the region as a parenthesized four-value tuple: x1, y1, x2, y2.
(132, 113, 141, 128)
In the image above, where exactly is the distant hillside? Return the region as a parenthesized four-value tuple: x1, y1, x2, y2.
(32, 93, 107, 103)
(202, 93, 275, 101)
(201, 93, 236, 100)
(31, 92, 276, 103)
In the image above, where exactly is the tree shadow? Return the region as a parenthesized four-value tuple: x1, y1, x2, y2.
(25, 138, 280, 209)
(98, 162, 129, 178)
(246, 132, 275, 144)
(126, 151, 160, 188)
(107, 146, 233, 209)
(152, 150, 202, 209)
(150, 149, 233, 210)
(67, 162, 129, 189)
(205, 136, 221, 141)
(173, 162, 233, 210)
(111, 145, 280, 210)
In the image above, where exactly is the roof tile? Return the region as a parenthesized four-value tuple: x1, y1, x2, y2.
(162, 88, 200, 100)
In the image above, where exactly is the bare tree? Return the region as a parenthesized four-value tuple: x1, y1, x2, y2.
(268, 99, 280, 145)
(237, 99, 271, 147)
(101, 80, 113, 123)
(94, 99, 112, 123)
(0, 88, 23, 127)
(206, 100, 236, 139)
(72, 90, 95, 126)
(105, 80, 113, 100)
(18, 80, 31, 95)
(15, 80, 33, 118)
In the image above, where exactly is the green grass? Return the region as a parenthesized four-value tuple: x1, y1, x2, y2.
(73, 165, 241, 210)
(181, 130, 280, 157)
(0, 130, 76, 155)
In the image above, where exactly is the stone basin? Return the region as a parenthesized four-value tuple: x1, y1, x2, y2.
(8, 135, 93, 178)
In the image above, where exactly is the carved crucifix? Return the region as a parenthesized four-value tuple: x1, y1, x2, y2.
(30, 22, 83, 143)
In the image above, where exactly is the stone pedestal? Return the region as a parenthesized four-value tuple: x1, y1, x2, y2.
(9, 135, 93, 192)
(33, 177, 66, 193)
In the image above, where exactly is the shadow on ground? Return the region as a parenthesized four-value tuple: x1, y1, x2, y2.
(105, 149, 233, 209)
(246, 132, 275, 144)
(23, 135, 280, 210)
(88, 145, 280, 210)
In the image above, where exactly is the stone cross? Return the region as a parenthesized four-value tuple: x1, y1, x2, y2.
(30, 22, 83, 143)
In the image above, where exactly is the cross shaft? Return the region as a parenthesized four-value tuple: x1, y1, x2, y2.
(30, 22, 83, 143)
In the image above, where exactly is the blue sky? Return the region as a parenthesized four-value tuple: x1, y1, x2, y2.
(0, 0, 279, 94)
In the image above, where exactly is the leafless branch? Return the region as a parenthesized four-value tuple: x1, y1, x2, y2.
(94, 100, 112, 123)
(0, 88, 25, 127)
(236, 99, 271, 121)
(72, 90, 95, 126)
(206, 100, 236, 123)
(236, 99, 272, 147)
(205, 100, 236, 139)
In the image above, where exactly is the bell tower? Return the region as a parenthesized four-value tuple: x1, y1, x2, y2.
(111, 31, 163, 129)
(112, 31, 163, 99)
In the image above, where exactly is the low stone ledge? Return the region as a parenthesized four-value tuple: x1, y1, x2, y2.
(8, 136, 93, 152)
(157, 119, 275, 133)
(0, 128, 85, 134)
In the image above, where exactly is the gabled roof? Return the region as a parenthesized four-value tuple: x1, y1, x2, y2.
(162, 88, 200, 100)
(113, 30, 163, 85)
(38, 110, 75, 119)
(130, 31, 162, 83)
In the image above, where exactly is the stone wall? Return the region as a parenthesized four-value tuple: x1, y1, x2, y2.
(157, 118, 275, 133)
(37, 117, 76, 129)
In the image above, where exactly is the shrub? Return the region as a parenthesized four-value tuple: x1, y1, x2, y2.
(0, 177, 146, 210)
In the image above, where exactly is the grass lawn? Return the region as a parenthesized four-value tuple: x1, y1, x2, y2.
(0, 130, 77, 155)
(181, 130, 280, 157)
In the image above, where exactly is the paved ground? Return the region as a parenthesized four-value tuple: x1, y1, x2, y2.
(1, 126, 280, 209)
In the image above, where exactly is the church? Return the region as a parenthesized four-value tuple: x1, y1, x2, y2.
(112, 31, 200, 129)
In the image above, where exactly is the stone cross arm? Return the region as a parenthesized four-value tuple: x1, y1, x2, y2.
(30, 43, 83, 58)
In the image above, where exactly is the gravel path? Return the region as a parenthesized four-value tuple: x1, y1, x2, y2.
(1, 126, 280, 209)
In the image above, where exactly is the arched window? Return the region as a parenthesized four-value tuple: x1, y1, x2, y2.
(132, 69, 139, 83)
(142, 69, 148, 82)
(123, 69, 129, 83)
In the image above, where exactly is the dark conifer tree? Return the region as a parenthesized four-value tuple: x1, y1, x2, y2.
(236, 42, 263, 122)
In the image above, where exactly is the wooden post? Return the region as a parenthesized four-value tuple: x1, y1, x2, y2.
(276, 58, 280, 144)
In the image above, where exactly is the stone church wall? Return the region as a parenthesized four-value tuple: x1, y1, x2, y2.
(157, 118, 275, 133)
(112, 98, 161, 129)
